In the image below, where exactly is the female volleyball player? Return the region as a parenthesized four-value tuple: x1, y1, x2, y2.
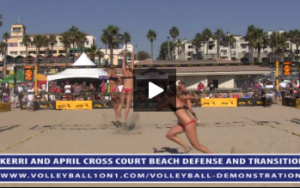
(106, 68, 122, 122)
(177, 80, 199, 124)
(156, 84, 212, 154)
(117, 50, 134, 126)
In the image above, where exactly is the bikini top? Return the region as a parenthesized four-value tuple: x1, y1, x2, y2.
(109, 76, 118, 82)
(169, 104, 188, 112)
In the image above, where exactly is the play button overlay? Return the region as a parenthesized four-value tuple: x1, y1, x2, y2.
(133, 68, 177, 112)
(149, 82, 164, 99)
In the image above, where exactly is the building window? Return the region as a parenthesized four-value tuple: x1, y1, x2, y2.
(55, 42, 58, 46)
(20, 51, 26, 56)
(241, 44, 247, 49)
(232, 43, 237, 49)
(8, 43, 18, 47)
(60, 42, 64, 46)
(231, 51, 236, 56)
(188, 45, 193, 49)
(221, 50, 227, 56)
(10, 51, 18, 56)
(242, 51, 246, 54)
(12, 28, 21, 33)
(20, 42, 24, 47)
(187, 52, 194, 56)
(85, 41, 89, 46)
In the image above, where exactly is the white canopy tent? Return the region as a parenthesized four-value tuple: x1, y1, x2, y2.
(47, 53, 108, 82)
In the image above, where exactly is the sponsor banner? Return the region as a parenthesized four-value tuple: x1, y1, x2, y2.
(0, 103, 11, 113)
(24, 67, 34, 82)
(201, 99, 237, 107)
(251, 98, 265, 106)
(282, 98, 296, 107)
(237, 98, 253, 107)
(92, 100, 111, 109)
(56, 101, 92, 110)
(38, 101, 56, 110)
(296, 99, 300, 109)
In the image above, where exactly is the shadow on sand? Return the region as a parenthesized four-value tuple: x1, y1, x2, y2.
(0, 125, 20, 133)
(153, 147, 184, 154)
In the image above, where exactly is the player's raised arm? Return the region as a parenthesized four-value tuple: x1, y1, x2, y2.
(131, 51, 135, 70)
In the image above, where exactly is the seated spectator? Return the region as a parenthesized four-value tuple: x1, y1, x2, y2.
(252, 91, 262, 98)
(243, 92, 251, 99)
(223, 92, 230, 98)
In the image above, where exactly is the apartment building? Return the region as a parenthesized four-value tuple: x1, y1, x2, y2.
(175, 29, 298, 62)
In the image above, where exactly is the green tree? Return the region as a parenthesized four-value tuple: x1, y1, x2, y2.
(101, 34, 108, 54)
(48, 35, 57, 62)
(269, 32, 287, 61)
(170, 26, 180, 60)
(68, 26, 79, 62)
(22, 35, 31, 57)
(158, 41, 174, 60)
(96, 48, 104, 65)
(76, 31, 87, 56)
(31, 35, 45, 66)
(245, 25, 257, 62)
(147, 30, 157, 60)
(123, 32, 131, 51)
(59, 32, 71, 62)
(0, 42, 5, 54)
(85, 44, 97, 62)
(173, 39, 182, 60)
(137, 51, 151, 60)
(42, 36, 50, 58)
(102, 25, 123, 65)
(213, 29, 225, 59)
(225, 34, 237, 61)
(202, 28, 212, 60)
(192, 33, 202, 60)
(294, 30, 300, 58)
(2, 32, 10, 77)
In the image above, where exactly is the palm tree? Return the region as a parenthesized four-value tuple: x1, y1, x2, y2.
(294, 30, 300, 59)
(192, 33, 202, 60)
(251, 28, 268, 62)
(213, 29, 225, 59)
(68, 26, 79, 62)
(2, 32, 10, 78)
(270, 32, 287, 61)
(85, 44, 98, 62)
(102, 25, 123, 65)
(22, 35, 31, 57)
(158, 41, 174, 60)
(123, 32, 131, 51)
(48, 35, 57, 62)
(0, 42, 5, 54)
(202, 28, 212, 60)
(284, 30, 297, 60)
(137, 51, 151, 60)
(101, 34, 108, 54)
(32, 35, 45, 66)
(76, 31, 87, 56)
(225, 34, 237, 61)
(59, 32, 71, 63)
(96, 48, 104, 65)
(169, 27, 180, 60)
(245, 25, 257, 63)
(41, 36, 50, 62)
(147, 30, 157, 60)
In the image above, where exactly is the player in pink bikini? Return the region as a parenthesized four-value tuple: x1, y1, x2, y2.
(117, 50, 134, 126)
(156, 84, 212, 154)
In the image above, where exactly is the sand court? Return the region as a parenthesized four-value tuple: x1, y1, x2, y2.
(1, 106, 300, 187)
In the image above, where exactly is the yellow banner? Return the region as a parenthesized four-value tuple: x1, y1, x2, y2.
(296, 99, 300, 109)
(56, 101, 93, 110)
(201, 98, 237, 107)
(0, 103, 11, 113)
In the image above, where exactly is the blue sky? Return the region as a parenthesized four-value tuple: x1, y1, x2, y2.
(1, 0, 300, 59)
